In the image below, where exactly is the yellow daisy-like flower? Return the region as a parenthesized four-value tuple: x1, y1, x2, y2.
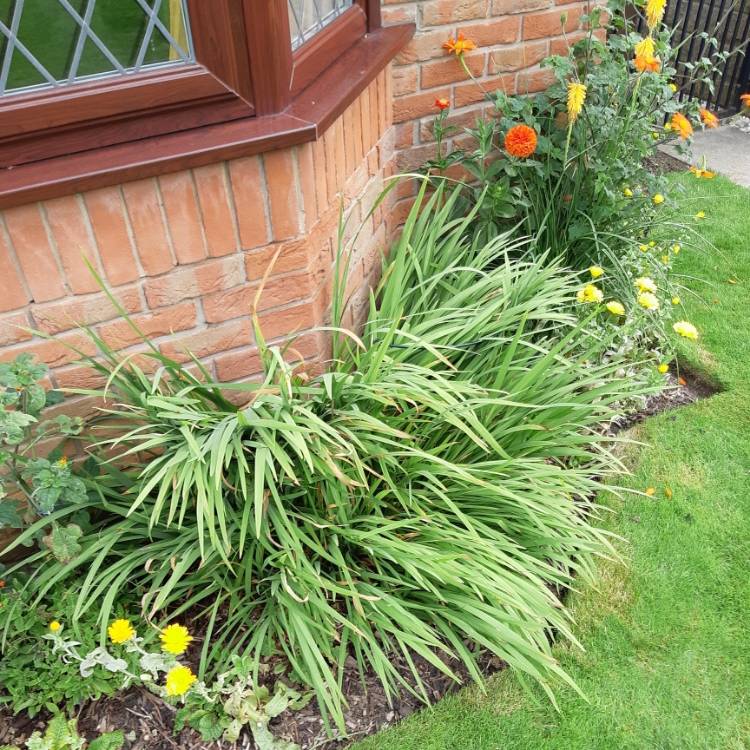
(160, 624, 193, 655)
(638, 291, 660, 310)
(657, 363, 669, 374)
(108, 619, 136, 644)
(635, 277, 657, 293)
(672, 243, 681, 254)
(639, 243, 648, 252)
(165, 665, 197, 697)
(623, 187, 633, 197)
(606, 301, 625, 316)
(695, 210, 706, 219)
(653, 193, 665, 205)
(661, 254, 670, 264)
(671, 296, 681, 305)
(646, 0, 666, 29)
(567, 81, 587, 122)
(645, 486, 656, 496)
(589, 265, 604, 279)
(49, 620, 62, 633)
(576, 284, 603, 304)
(673, 320, 698, 339)
(649, 241, 656, 247)
(668, 83, 678, 93)
(634, 36, 655, 58)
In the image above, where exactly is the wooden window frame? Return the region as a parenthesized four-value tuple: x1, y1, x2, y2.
(0, 0, 413, 209)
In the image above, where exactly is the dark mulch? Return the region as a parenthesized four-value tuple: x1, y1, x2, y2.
(645, 148, 688, 175)
(0, 368, 718, 750)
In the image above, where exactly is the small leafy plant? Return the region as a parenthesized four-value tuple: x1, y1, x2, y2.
(0, 714, 123, 750)
(0, 354, 88, 563)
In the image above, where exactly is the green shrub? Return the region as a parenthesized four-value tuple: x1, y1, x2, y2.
(1, 187, 648, 729)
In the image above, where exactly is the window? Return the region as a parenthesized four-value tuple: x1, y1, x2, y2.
(0, 0, 193, 95)
(0, 0, 412, 208)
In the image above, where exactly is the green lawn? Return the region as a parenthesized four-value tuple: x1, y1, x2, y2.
(354, 174, 750, 750)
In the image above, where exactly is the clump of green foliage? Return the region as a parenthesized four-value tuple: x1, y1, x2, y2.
(0, 714, 123, 750)
(1, 184, 648, 731)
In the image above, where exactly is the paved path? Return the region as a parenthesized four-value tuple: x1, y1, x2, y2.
(661, 123, 750, 188)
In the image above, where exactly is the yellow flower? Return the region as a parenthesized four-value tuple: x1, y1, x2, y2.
(639, 243, 648, 252)
(635, 277, 657, 293)
(576, 284, 603, 304)
(649, 241, 656, 247)
(638, 291, 660, 310)
(165, 665, 197, 697)
(56, 457, 68, 468)
(606, 301, 625, 316)
(661, 254, 669, 264)
(657, 363, 669, 374)
(653, 193, 665, 205)
(634, 36, 655, 58)
(49, 620, 62, 633)
(695, 210, 706, 219)
(651, 132, 660, 140)
(567, 81, 587, 122)
(689, 165, 715, 179)
(108, 619, 136, 644)
(672, 243, 681, 254)
(589, 265, 604, 279)
(671, 296, 681, 305)
(670, 112, 693, 140)
(160, 624, 193, 655)
(669, 83, 678, 93)
(623, 187, 633, 197)
(646, 0, 666, 29)
(645, 486, 657, 496)
(673, 320, 698, 339)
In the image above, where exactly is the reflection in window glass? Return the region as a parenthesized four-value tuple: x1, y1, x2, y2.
(0, 0, 193, 96)
(288, 0, 354, 51)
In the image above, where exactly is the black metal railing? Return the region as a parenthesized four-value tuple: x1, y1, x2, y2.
(636, 0, 750, 114)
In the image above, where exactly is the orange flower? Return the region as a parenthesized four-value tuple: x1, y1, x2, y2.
(435, 97, 450, 111)
(443, 33, 477, 56)
(699, 108, 718, 128)
(740, 93, 750, 108)
(670, 112, 693, 139)
(634, 53, 661, 73)
(504, 124, 538, 158)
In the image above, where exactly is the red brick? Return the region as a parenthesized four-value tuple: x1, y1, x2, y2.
(394, 122, 415, 149)
(378, 70, 389, 135)
(53, 364, 107, 391)
(334, 117, 347, 188)
(549, 30, 587, 55)
(395, 30, 447, 65)
(4, 204, 65, 303)
(158, 171, 207, 264)
(458, 16, 520, 46)
(159, 319, 252, 363)
(264, 150, 301, 241)
(84, 186, 139, 286)
(213, 346, 263, 382)
(0, 330, 98, 368)
(523, 7, 583, 39)
(360, 82, 374, 153)
(143, 255, 245, 308)
(32, 286, 142, 335)
(351, 97, 366, 164)
(0, 226, 30, 311)
(245, 239, 310, 281)
(121, 178, 174, 276)
(43, 195, 100, 295)
(0, 311, 32, 346)
(392, 65, 418, 97)
(381, 4, 416, 24)
(420, 106, 486, 142)
(322, 123, 339, 205)
(98, 301, 197, 349)
(256, 302, 316, 341)
(194, 163, 237, 257)
(421, 0, 489, 27)
(517, 66, 557, 93)
(488, 40, 548, 72)
(229, 157, 270, 250)
(311, 138, 329, 219)
(455, 73, 516, 107)
(297, 143, 318, 229)
(493, 0, 550, 12)
(421, 52, 485, 89)
(343, 106, 358, 179)
(394, 88, 451, 123)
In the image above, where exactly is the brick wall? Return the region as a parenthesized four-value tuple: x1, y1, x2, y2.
(382, 0, 595, 187)
(0, 69, 394, 407)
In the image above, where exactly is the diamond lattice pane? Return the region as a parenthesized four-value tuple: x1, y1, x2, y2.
(288, 0, 354, 51)
(0, 0, 193, 96)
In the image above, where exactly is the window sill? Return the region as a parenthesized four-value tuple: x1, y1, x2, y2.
(0, 23, 414, 210)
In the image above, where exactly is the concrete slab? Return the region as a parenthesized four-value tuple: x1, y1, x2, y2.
(660, 124, 750, 188)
